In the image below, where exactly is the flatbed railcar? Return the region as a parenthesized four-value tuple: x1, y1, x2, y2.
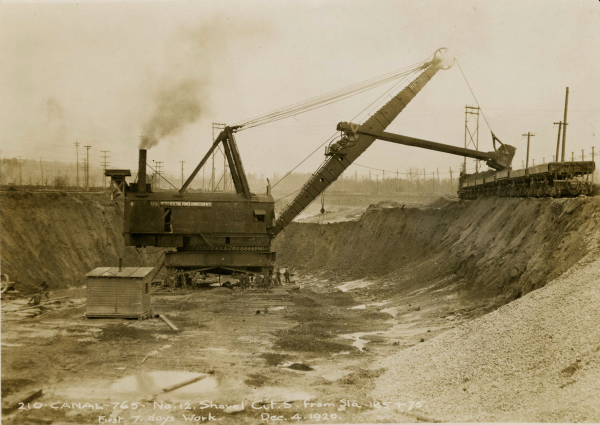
(458, 161, 596, 199)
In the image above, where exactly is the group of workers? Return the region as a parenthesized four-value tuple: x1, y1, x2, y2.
(163, 267, 292, 293)
(236, 267, 292, 293)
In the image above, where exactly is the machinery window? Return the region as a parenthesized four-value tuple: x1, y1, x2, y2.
(253, 209, 266, 222)
(226, 237, 231, 244)
(145, 282, 149, 294)
(164, 208, 172, 232)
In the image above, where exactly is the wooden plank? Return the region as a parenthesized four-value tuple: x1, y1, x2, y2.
(85, 267, 112, 277)
(161, 375, 206, 393)
(2, 389, 43, 414)
(130, 267, 155, 278)
(159, 314, 179, 331)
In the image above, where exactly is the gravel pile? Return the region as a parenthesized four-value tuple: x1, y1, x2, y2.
(370, 232, 600, 422)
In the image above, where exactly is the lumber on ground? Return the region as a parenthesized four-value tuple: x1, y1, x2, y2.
(158, 314, 179, 331)
(161, 375, 206, 393)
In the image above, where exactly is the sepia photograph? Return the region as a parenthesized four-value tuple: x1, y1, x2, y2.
(1, 0, 599, 423)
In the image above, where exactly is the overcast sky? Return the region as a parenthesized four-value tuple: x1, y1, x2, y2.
(1, 0, 599, 183)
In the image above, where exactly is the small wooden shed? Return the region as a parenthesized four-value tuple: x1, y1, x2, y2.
(85, 266, 154, 319)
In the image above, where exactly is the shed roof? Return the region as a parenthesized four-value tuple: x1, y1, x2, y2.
(85, 266, 155, 278)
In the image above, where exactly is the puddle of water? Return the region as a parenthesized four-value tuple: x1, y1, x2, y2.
(336, 280, 374, 292)
(340, 331, 382, 351)
(269, 306, 286, 311)
(367, 301, 390, 307)
(111, 371, 218, 395)
(348, 305, 366, 310)
(381, 306, 407, 317)
(1, 343, 23, 347)
(340, 322, 455, 351)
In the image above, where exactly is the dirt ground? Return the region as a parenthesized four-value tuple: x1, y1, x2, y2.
(0, 273, 474, 424)
(2, 192, 599, 423)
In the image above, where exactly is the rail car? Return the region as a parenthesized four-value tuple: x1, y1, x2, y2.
(458, 161, 596, 199)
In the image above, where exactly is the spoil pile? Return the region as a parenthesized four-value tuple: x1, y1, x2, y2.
(0, 192, 162, 293)
(370, 233, 600, 422)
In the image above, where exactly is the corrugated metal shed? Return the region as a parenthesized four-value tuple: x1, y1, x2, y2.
(86, 266, 154, 319)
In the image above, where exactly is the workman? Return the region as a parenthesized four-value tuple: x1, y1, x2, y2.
(284, 268, 291, 283)
(40, 281, 50, 299)
(28, 293, 44, 306)
(276, 268, 282, 286)
(255, 274, 263, 289)
(240, 274, 248, 292)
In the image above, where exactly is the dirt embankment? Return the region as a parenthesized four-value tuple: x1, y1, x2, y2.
(0, 191, 162, 293)
(274, 196, 600, 301)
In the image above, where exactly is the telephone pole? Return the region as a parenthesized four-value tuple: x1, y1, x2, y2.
(522, 132, 535, 173)
(17, 156, 23, 186)
(561, 87, 569, 162)
(155, 162, 164, 189)
(450, 167, 453, 189)
(553, 122, 562, 163)
(180, 161, 185, 187)
(84, 145, 91, 191)
(592, 147, 595, 185)
(464, 106, 480, 173)
(101, 151, 110, 188)
(74, 140, 80, 188)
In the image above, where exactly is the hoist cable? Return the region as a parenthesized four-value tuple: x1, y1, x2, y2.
(455, 58, 494, 134)
(234, 61, 427, 130)
(271, 65, 422, 191)
(234, 61, 424, 128)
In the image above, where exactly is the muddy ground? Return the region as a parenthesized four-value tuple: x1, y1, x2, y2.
(2, 192, 600, 423)
(1, 273, 470, 424)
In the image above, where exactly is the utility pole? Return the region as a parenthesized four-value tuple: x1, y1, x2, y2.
(592, 146, 595, 185)
(74, 140, 80, 188)
(17, 156, 22, 186)
(155, 161, 164, 190)
(84, 145, 91, 191)
(376, 174, 379, 193)
(450, 167, 453, 189)
(180, 161, 185, 187)
(101, 151, 110, 188)
(396, 169, 399, 192)
(522, 132, 535, 173)
(437, 168, 439, 187)
(553, 122, 562, 163)
(561, 87, 569, 162)
(571, 152, 574, 162)
(582, 149, 585, 161)
(465, 106, 480, 173)
(432, 172, 435, 193)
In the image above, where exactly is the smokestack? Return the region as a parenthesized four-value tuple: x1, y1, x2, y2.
(138, 149, 147, 193)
